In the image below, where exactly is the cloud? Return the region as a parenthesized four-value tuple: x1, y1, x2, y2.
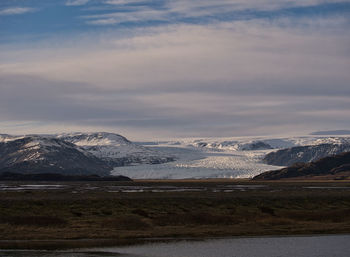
(164, 0, 332, 13)
(1, 72, 349, 138)
(0, 7, 36, 16)
(3, 18, 348, 95)
(0, 2, 350, 138)
(86, 8, 168, 25)
(66, 0, 90, 6)
(83, 0, 347, 26)
(105, 0, 146, 5)
(88, 18, 119, 25)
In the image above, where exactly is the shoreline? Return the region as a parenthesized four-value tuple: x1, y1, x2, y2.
(1, 233, 350, 250)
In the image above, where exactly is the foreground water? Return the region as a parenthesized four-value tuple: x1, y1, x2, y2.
(1, 235, 349, 257)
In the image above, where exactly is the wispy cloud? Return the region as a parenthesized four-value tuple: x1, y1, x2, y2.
(66, 0, 90, 6)
(86, 8, 168, 25)
(164, 0, 330, 13)
(105, 0, 146, 5)
(84, 0, 349, 26)
(0, 7, 36, 16)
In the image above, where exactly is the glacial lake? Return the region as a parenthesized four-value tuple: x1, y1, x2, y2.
(1, 235, 350, 257)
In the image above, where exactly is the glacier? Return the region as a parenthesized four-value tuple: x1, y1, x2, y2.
(1, 132, 350, 179)
(112, 135, 350, 179)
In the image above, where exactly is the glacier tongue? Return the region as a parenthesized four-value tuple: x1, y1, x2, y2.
(112, 146, 283, 179)
(112, 135, 350, 179)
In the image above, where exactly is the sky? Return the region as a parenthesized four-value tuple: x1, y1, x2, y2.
(0, 0, 350, 140)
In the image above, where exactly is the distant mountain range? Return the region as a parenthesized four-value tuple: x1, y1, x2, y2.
(185, 137, 350, 170)
(0, 132, 174, 176)
(254, 151, 350, 180)
(1, 132, 350, 180)
(310, 130, 350, 135)
(184, 136, 350, 153)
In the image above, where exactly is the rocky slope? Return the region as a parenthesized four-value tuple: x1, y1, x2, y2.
(263, 143, 350, 166)
(254, 151, 350, 180)
(0, 136, 112, 175)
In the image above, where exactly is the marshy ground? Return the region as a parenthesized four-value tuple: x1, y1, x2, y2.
(0, 179, 350, 249)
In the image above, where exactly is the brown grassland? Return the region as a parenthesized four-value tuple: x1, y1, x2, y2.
(0, 179, 350, 249)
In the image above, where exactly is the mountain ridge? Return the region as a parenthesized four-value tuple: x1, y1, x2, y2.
(254, 151, 350, 180)
(311, 130, 350, 135)
(263, 143, 350, 166)
(0, 136, 112, 176)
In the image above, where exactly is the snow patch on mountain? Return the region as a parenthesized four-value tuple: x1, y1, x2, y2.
(0, 136, 111, 175)
(0, 134, 24, 143)
(58, 132, 175, 166)
(58, 132, 131, 146)
(263, 143, 350, 166)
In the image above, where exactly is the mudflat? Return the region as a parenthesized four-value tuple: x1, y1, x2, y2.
(0, 179, 349, 249)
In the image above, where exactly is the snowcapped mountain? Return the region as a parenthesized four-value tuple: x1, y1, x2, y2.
(263, 143, 350, 166)
(58, 132, 175, 166)
(0, 136, 111, 175)
(183, 138, 294, 151)
(58, 132, 131, 146)
(0, 134, 24, 143)
(0, 132, 175, 176)
(182, 136, 350, 152)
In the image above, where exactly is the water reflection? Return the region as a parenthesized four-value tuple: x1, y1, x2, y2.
(2, 235, 349, 257)
(102, 235, 350, 257)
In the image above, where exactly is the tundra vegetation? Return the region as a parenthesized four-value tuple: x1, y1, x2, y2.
(0, 180, 349, 249)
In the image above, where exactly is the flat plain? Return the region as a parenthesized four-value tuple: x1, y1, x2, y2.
(0, 179, 349, 249)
